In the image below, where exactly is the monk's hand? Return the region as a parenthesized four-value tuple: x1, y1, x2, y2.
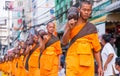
(58, 65, 62, 71)
(68, 19, 77, 29)
(98, 66, 104, 76)
(103, 63, 108, 71)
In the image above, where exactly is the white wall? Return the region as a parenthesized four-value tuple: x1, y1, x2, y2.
(32, 0, 55, 25)
(96, 23, 106, 41)
(0, 0, 14, 45)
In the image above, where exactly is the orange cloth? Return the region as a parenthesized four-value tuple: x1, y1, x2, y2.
(11, 58, 18, 76)
(40, 41, 62, 76)
(17, 55, 26, 76)
(7, 61, 12, 74)
(28, 44, 40, 76)
(24, 54, 29, 76)
(70, 23, 85, 39)
(66, 23, 101, 76)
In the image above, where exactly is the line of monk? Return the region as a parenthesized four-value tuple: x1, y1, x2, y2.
(0, 1, 104, 76)
(0, 22, 62, 76)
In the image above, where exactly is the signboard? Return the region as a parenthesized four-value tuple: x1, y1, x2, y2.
(50, 9, 54, 15)
(5, 1, 14, 10)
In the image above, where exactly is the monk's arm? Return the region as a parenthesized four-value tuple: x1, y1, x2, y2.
(94, 51, 103, 76)
(61, 25, 71, 45)
(94, 51, 102, 68)
(58, 54, 61, 67)
(39, 36, 45, 52)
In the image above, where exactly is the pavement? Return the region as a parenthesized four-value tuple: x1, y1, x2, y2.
(0, 72, 2, 76)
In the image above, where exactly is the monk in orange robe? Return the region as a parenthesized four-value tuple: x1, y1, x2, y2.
(24, 34, 40, 76)
(16, 41, 28, 76)
(40, 22, 62, 76)
(62, 1, 103, 76)
(3, 54, 9, 75)
(8, 53, 14, 76)
(17, 54, 25, 76)
(28, 35, 40, 76)
(11, 53, 18, 76)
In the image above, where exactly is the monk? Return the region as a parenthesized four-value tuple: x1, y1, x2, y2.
(28, 34, 40, 76)
(3, 54, 9, 76)
(24, 34, 40, 76)
(40, 22, 62, 76)
(24, 34, 34, 76)
(8, 53, 14, 76)
(0, 58, 2, 71)
(1, 58, 8, 76)
(61, 1, 103, 76)
(17, 41, 28, 76)
(11, 51, 17, 76)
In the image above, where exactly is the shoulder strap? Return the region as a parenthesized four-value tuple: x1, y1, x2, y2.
(38, 35, 59, 68)
(69, 22, 97, 47)
(25, 44, 39, 71)
(45, 35, 59, 48)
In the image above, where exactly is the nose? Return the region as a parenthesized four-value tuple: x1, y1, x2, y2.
(85, 10, 89, 14)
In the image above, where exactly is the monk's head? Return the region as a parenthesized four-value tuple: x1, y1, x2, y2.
(9, 52, 15, 61)
(19, 40, 27, 55)
(115, 57, 120, 72)
(33, 34, 38, 43)
(14, 46, 20, 55)
(0, 58, 2, 63)
(4, 54, 9, 62)
(78, 1, 92, 21)
(27, 34, 34, 45)
(46, 22, 55, 34)
(1, 58, 5, 63)
(4, 54, 7, 61)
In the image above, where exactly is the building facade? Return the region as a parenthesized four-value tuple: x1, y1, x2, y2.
(32, 0, 55, 26)
(55, 0, 74, 32)
(12, 0, 32, 43)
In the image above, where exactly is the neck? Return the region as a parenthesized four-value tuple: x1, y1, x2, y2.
(78, 17, 87, 24)
(48, 32, 52, 36)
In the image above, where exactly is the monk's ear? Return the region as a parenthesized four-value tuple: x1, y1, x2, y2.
(78, 7, 80, 12)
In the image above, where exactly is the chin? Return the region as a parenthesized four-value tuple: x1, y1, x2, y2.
(83, 18, 88, 20)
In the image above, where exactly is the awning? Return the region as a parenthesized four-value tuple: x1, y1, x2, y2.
(105, 1, 120, 12)
(90, 13, 120, 24)
(90, 15, 107, 24)
(106, 13, 120, 22)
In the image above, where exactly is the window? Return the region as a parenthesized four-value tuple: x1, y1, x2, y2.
(65, 5, 67, 19)
(70, 0, 73, 6)
(59, 8, 63, 23)
(18, 1, 23, 7)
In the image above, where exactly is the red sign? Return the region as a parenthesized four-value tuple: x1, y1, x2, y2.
(18, 19, 22, 24)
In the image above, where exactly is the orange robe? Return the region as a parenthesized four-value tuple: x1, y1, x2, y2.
(6, 61, 12, 75)
(28, 44, 40, 76)
(17, 55, 26, 76)
(11, 58, 18, 76)
(40, 40, 62, 76)
(65, 23, 101, 76)
(23, 55, 29, 76)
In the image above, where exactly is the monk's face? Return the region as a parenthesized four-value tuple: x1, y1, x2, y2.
(20, 41, 26, 49)
(115, 64, 120, 72)
(33, 35, 38, 43)
(47, 23, 55, 34)
(79, 3, 92, 20)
